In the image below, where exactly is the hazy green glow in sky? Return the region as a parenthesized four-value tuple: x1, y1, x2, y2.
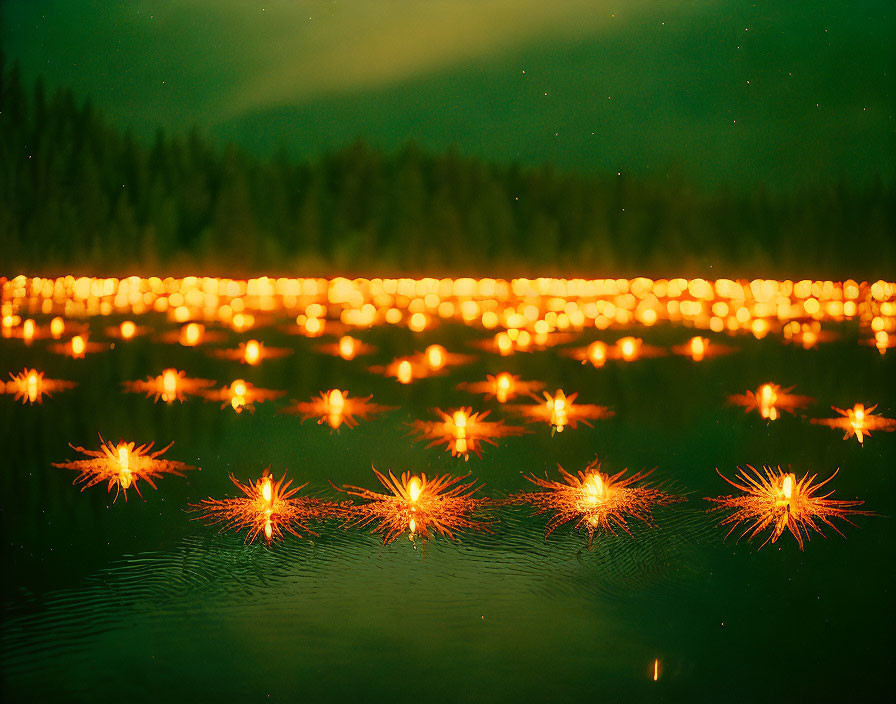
(4, 0, 894, 189)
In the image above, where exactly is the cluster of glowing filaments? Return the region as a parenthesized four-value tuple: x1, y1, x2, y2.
(340, 469, 490, 544)
(729, 383, 813, 420)
(52, 435, 198, 502)
(282, 389, 393, 429)
(811, 403, 896, 444)
(513, 389, 613, 432)
(203, 379, 285, 413)
(2, 368, 76, 404)
(707, 466, 866, 550)
(123, 368, 214, 403)
(514, 461, 682, 544)
(412, 407, 528, 458)
(192, 471, 329, 543)
(458, 373, 544, 403)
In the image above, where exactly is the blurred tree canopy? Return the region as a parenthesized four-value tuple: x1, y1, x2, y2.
(1, 59, 894, 278)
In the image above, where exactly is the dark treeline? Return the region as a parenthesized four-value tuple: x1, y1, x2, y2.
(1, 60, 894, 278)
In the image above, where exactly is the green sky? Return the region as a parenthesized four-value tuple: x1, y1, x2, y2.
(3, 0, 894, 189)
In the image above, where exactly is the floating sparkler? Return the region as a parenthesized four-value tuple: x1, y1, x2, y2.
(511, 389, 614, 433)
(49, 334, 104, 358)
(566, 340, 609, 367)
(707, 465, 867, 550)
(123, 368, 215, 403)
(811, 403, 896, 444)
(203, 379, 285, 413)
(610, 336, 664, 361)
(192, 470, 331, 543)
(2, 368, 76, 404)
(281, 389, 394, 429)
(339, 469, 491, 544)
(52, 435, 198, 502)
(370, 357, 421, 384)
(411, 407, 528, 459)
(317, 335, 376, 360)
(457, 373, 544, 403)
(671, 336, 733, 361)
(211, 339, 292, 365)
(728, 383, 813, 420)
(160, 322, 226, 346)
(105, 320, 150, 340)
(513, 460, 682, 545)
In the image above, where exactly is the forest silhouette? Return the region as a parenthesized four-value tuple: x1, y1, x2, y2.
(2, 59, 893, 278)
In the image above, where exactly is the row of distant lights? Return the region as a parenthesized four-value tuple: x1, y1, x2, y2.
(2, 277, 894, 346)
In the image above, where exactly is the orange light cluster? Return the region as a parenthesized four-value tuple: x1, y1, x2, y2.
(281, 389, 394, 429)
(339, 469, 490, 544)
(2, 368, 76, 404)
(52, 435, 198, 502)
(2, 278, 893, 352)
(707, 466, 867, 550)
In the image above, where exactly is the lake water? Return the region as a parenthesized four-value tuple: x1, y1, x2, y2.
(1, 279, 894, 702)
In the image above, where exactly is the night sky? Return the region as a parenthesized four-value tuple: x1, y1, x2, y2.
(3, 0, 894, 190)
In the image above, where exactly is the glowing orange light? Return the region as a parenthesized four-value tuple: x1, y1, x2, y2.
(281, 390, 394, 429)
(811, 403, 896, 444)
(182, 323, 204, 346)
(512, 389, 613, 433)
(708, 466, 868, 550)
(50, 316, 65, 339)
(53, 435, 198, 502)
(339, 469, 491, 544)
(71, 335, 86, 357)
(513, 459, 682, 545)
(587, 340, 608, 367)
(22, 318, 35, 343)
(120, 321, 136, 339)
(420, 345, 444, 371)
(192, 470, 332, 543)
(618, 336, 640, 361)
(203, 379, 285, 413)
(123, 368, 214, 403)
(212, 339, 291, 365)
(458, 373, 543, 404)
(339, 335, 357, 359)
(412, 407, 528, 459)
(654, 659, 659, 682)
(2, 368, 76, 404)
(244, 339, 261, 364)
(729, 383, 813, 420)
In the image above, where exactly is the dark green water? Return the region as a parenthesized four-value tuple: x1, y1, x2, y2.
(1, 320, 894, 702)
